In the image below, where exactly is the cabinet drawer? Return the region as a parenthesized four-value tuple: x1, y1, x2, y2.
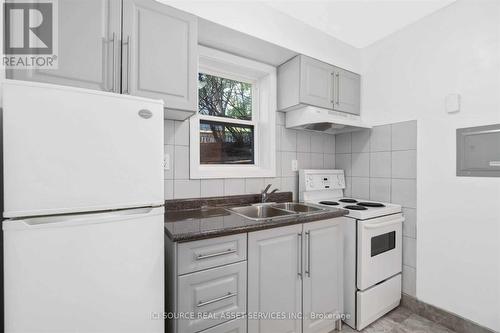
(178, 234, 247, 275)
(178, 261, 247, 333)
(198, 318, 246, 333)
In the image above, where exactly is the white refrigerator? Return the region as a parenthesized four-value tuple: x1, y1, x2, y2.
(2, 80, 165, 333)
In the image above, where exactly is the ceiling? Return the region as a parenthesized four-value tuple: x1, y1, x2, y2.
(265, 0, 456, 48)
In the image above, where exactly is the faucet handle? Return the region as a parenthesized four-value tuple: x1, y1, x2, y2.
(270, 189, 279, 194)
(262, 183, 272, 194)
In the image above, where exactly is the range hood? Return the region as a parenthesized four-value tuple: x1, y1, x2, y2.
(285, 105, 371, 134)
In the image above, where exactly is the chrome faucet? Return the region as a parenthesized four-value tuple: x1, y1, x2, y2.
(261, 184, 279, 203)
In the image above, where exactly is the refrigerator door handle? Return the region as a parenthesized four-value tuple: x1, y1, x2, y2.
(3, 206, 164, 231)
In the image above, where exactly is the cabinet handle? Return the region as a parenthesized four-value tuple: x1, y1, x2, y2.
(196, 249, 236, 260)
(123, 36, 131, 94)
(297, 233, 303, 278)
(330, 72, 335, 104)
(110, 33, 116, 93)
(305, 231, 311, 277)
(335, 73, 340, 105)
(197, 292, 237, 308)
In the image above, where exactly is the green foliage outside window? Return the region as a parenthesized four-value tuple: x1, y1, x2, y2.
(198, 73, 252, 120)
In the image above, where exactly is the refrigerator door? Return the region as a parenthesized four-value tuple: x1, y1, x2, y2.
(3, 80, 164, 218)
(3, 206, 164, 333)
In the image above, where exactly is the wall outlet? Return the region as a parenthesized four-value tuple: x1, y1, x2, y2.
(163, 153, 170, 170)
(291, 159, 298, 171)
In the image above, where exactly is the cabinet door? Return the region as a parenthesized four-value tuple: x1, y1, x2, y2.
(122, 0, 197, 112)
(300, 56, 334, 109)
(248, 224, 303, 333)
(7, 0, 121, 92)
(333, 67, 361, 115)
(303, 218, 344, 333)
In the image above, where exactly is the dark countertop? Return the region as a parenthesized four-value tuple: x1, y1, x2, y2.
(164, 193, 348, 242)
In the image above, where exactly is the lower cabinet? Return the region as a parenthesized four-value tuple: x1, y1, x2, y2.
(178, 262, 247, 333)
(168, 218, 344, 333)
(248, 224, 303, 333)
(302, 219, 344, 333)
(248, 219, 344, 333)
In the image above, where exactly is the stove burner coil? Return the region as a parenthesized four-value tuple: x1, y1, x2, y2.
(344, 205, 367, 211)
(339, 198, 358, 203)
(357, 202, 385, 208)
(318, 201, 339, 206)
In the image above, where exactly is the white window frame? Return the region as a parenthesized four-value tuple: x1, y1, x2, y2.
(190, 46, 276, 179)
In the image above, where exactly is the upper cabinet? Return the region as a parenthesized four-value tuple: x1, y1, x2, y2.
(278, 55, 361, 116)
(7, 0, 122, 92)
(122, 0, 197, 116)
(333, 66, 361, 115)
(299, 56, 335, 110)
(6, 0, 198, 120)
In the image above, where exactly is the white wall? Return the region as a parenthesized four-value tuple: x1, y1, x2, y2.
(157, 1, 361, 72)
(361, 0, 500, 330)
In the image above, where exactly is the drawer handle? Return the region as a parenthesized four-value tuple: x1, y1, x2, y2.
(196, 249, 237, 260)
(197, 292, 237, 308)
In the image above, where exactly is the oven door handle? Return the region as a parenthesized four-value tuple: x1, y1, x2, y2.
(363, 217, 405, 229)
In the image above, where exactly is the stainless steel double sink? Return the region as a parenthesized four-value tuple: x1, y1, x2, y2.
(226, 202, 325, 221)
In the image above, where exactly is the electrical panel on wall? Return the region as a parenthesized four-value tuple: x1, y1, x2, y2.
(457, 124, 500, 177)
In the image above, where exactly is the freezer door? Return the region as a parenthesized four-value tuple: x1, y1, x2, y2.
(3, 206, 165, 333)
(3, 80, 164, 217)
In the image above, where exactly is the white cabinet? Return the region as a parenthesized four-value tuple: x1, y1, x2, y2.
(248, 218, 344, 333)
(177, 234, 247, 275)
(303, 219, 344, 333)
(248, 224, 303, 333)
(278, 55, 361, 116)
(7, 0, 198, 119)
(166, 234, 247, 333)
(178, 262, 247, 333)
(299, 56, 334, 109)
(7, 0, 122, 92)
(168, 218, 344, 333)
(332, 67, 361, 115)
(122, 0, 198, 116)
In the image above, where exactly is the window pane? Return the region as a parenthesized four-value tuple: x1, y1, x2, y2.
(200, 120, 254, 164)
(198, 73, 252, 120)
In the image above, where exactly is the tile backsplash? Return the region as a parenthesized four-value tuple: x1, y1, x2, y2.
(163, 111, 336, 201)
(334, 120, 418, 297)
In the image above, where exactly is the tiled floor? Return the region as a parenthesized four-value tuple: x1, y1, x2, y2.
(342, 306, 457, 333)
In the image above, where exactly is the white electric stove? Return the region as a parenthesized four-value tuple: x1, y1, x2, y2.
(299, 169, 404, 331)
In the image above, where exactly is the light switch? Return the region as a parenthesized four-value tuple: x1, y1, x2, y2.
(291, 159, 298, 172)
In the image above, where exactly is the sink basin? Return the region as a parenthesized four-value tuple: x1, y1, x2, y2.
(228, 205, 296, 221)
(227, 202, 327, 221)
(272, 202, 325, 213)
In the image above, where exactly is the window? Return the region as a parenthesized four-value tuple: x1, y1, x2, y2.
(198, 73, 254, 165)
(190, 46, 276, 179)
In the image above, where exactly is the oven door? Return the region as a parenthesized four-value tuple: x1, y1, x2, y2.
(357, 213, 404, 290)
